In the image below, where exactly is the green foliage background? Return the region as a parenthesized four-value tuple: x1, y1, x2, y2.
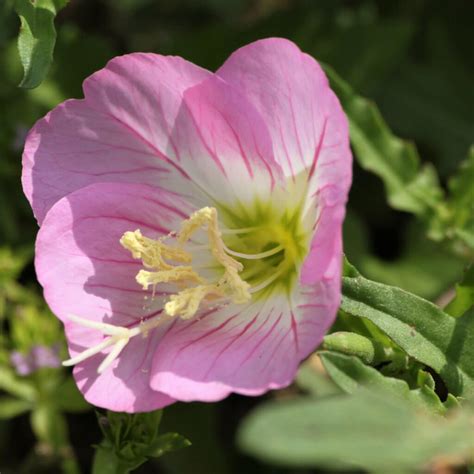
(0, 0, 473, 473)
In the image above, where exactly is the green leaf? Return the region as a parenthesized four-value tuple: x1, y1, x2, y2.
(324, 63, 444, 218)
(445, 265, 474, 318)
(344, 214, 465, 300)
(238, 391, 474, 472)
(327, 65, 473, 258)
(341, 265, 474, 398)
(320, 351, 445, 414)
(147, 432, 191, 458)
(14, 0, 69, 89)
(0, 396, 31, 419)
(296, 355, 341, 397)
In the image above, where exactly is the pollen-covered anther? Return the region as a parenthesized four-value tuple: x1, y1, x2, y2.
(121, 206, 252, 321)
(136, 267, 204, 291)
(217, 267, 251, 304)
(165, 284, 223, 319)
(120, 229, 192, 269)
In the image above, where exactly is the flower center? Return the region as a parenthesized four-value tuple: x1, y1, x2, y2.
(120, 207, 253, 320)
(62, 205, 307, 373)
(220, 201, 308, 293)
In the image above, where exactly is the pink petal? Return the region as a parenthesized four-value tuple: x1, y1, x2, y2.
(168, 74, 284, 206)
(217, 38, 350, 182)
(23, 53, 210, 224)
(295, 235, 343, 354)
(36, 182, 193, 411)
(149, 299, 298, 401)
(218, 39, 351, 279)
(72, 328, 174, 413)
(147, 225, 340, 407)
(149, 251, 339, 404)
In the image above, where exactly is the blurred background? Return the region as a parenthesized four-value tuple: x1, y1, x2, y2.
(0, 0, 473, 472)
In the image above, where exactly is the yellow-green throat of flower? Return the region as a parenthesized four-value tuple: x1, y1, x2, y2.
(120, 205, 307, 321)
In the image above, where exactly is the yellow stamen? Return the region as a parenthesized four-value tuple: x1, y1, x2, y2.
(177, 207, 250, 303)
(136, 267, 204, 290)
(121, 207, 251, 321)
(120, 229, 192, 269)
(165, 284, 222, 319)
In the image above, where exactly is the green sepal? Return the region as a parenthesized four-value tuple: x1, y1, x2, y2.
(92, 410, 190, 474)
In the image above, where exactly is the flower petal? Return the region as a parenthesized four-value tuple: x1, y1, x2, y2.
(149, 297, 296, 401)
(218, 38, 351, 280)
(168, 74, 285, 207)
(72, 328, 174, 413)
(36, 182, 193, 411)
(23, 53, 210, 224)
(295, 235, 342, 355)
(217, 38, 350, 182)
(148, 228, 341, 403)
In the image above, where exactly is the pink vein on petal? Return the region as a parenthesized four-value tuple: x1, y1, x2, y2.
(98, 108, 192, 180)
(307, 117, 328, 181)
(240, 311, 282, 367)
(203, 313, 260, 379)
(171, 312, 241, 363)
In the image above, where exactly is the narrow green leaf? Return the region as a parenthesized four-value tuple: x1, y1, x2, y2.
(0, 396, 31, 419)
(445, 265, 474, 317)
(14, 0, 69, 89)
(324, 63, 444, 218)
(341, 267, 474, 398)
(238, 392, 474, 472)
(320, 351, 445, 414)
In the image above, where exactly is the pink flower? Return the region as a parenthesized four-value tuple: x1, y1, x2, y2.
(23, 38, 352, 412)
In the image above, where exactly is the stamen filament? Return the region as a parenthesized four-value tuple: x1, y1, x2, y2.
(65, 313, 128, 336)
(62, 337, 117, 366)
(62, 312, 172, 372)
(221, 226, 260, 235)
(97, 337, 129, 374)
(224, 244, 284, 260)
